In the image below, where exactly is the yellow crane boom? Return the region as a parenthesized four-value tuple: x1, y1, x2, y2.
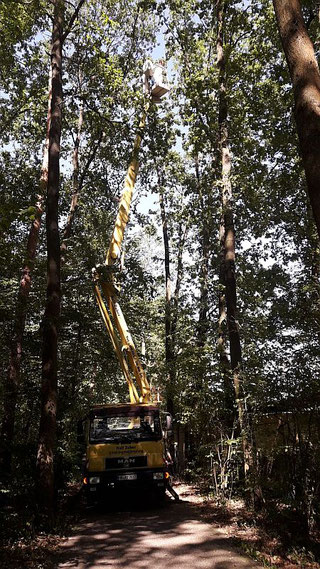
(105, 108, 148, 266)
(93, 61, 169, 403)
(93, 107, 149, 403)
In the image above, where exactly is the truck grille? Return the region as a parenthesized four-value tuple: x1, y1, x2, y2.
(105, 456, 147, 469)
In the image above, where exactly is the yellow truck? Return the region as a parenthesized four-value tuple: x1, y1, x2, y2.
(79, 61, 173, 503)
(79, 403, 172, 501)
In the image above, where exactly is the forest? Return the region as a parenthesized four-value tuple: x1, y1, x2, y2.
(1, 0, 320, 566)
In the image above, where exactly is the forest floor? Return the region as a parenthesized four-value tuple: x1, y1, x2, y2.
(1, 483, 319, 569)
(191, 485, 320, 569)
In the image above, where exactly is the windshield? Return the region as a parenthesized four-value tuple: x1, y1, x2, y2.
(89, 412, 161, 443)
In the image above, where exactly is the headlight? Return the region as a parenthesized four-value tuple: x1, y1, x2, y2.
(153, 472, 164, 480)
(89, 476, 100, 484)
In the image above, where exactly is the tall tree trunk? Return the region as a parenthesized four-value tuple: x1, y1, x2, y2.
(195, 156, 210, 349)
(273, 0, 320, 239)
(159, 177, 187, 471)
(193, 155, 211, 455)
(171, 221, 187, 343)
(36, 0, 63, 523)
(172, 222, 187, 474)
(159, 182, 175, 416)
(60, 99, 84, 263)
(61, 117, 103, 260)
(0, 70, 52, 474)
(218, 218, 234, 418)
(216, 0, 249, 471)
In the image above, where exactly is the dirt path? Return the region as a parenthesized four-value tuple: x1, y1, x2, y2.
(56, 487, 263, 569)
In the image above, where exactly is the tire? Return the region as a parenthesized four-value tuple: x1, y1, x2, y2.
(154, 487, 166, 503)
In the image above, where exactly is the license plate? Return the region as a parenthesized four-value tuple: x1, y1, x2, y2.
(118, 473, 137, 481)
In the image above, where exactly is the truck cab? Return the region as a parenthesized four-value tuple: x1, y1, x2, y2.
(79, 403, 172, 502)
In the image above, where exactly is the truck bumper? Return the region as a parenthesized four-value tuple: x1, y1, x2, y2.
(83, 468, 167, 500)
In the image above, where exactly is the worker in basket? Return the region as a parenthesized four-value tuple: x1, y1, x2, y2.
(143, 58, 170, 101)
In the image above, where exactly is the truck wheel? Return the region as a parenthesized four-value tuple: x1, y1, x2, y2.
(154, 487, 166, 503)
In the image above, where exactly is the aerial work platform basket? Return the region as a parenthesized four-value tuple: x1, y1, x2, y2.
(143, 58, 170, 102)
(151, 82, 170, 99)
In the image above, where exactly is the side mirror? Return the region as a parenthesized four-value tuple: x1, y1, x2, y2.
(77, 420, 85, 444)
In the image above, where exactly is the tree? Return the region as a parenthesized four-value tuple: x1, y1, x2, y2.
(0, 69, 51, 473)
(36, 0, 85, 523)
(36, 0, 64, 523)
(216, 0, 248, 460)
(273, 0, 320, 239)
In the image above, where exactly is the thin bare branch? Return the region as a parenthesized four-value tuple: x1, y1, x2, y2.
(62, 0, 86, 43)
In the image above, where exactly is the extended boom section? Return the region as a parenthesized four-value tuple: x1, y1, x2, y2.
(94, 285, 139, 403)
(94, 61, 169, 403)
(106, 108, 148, 266)
(93, 103, 150, 404)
